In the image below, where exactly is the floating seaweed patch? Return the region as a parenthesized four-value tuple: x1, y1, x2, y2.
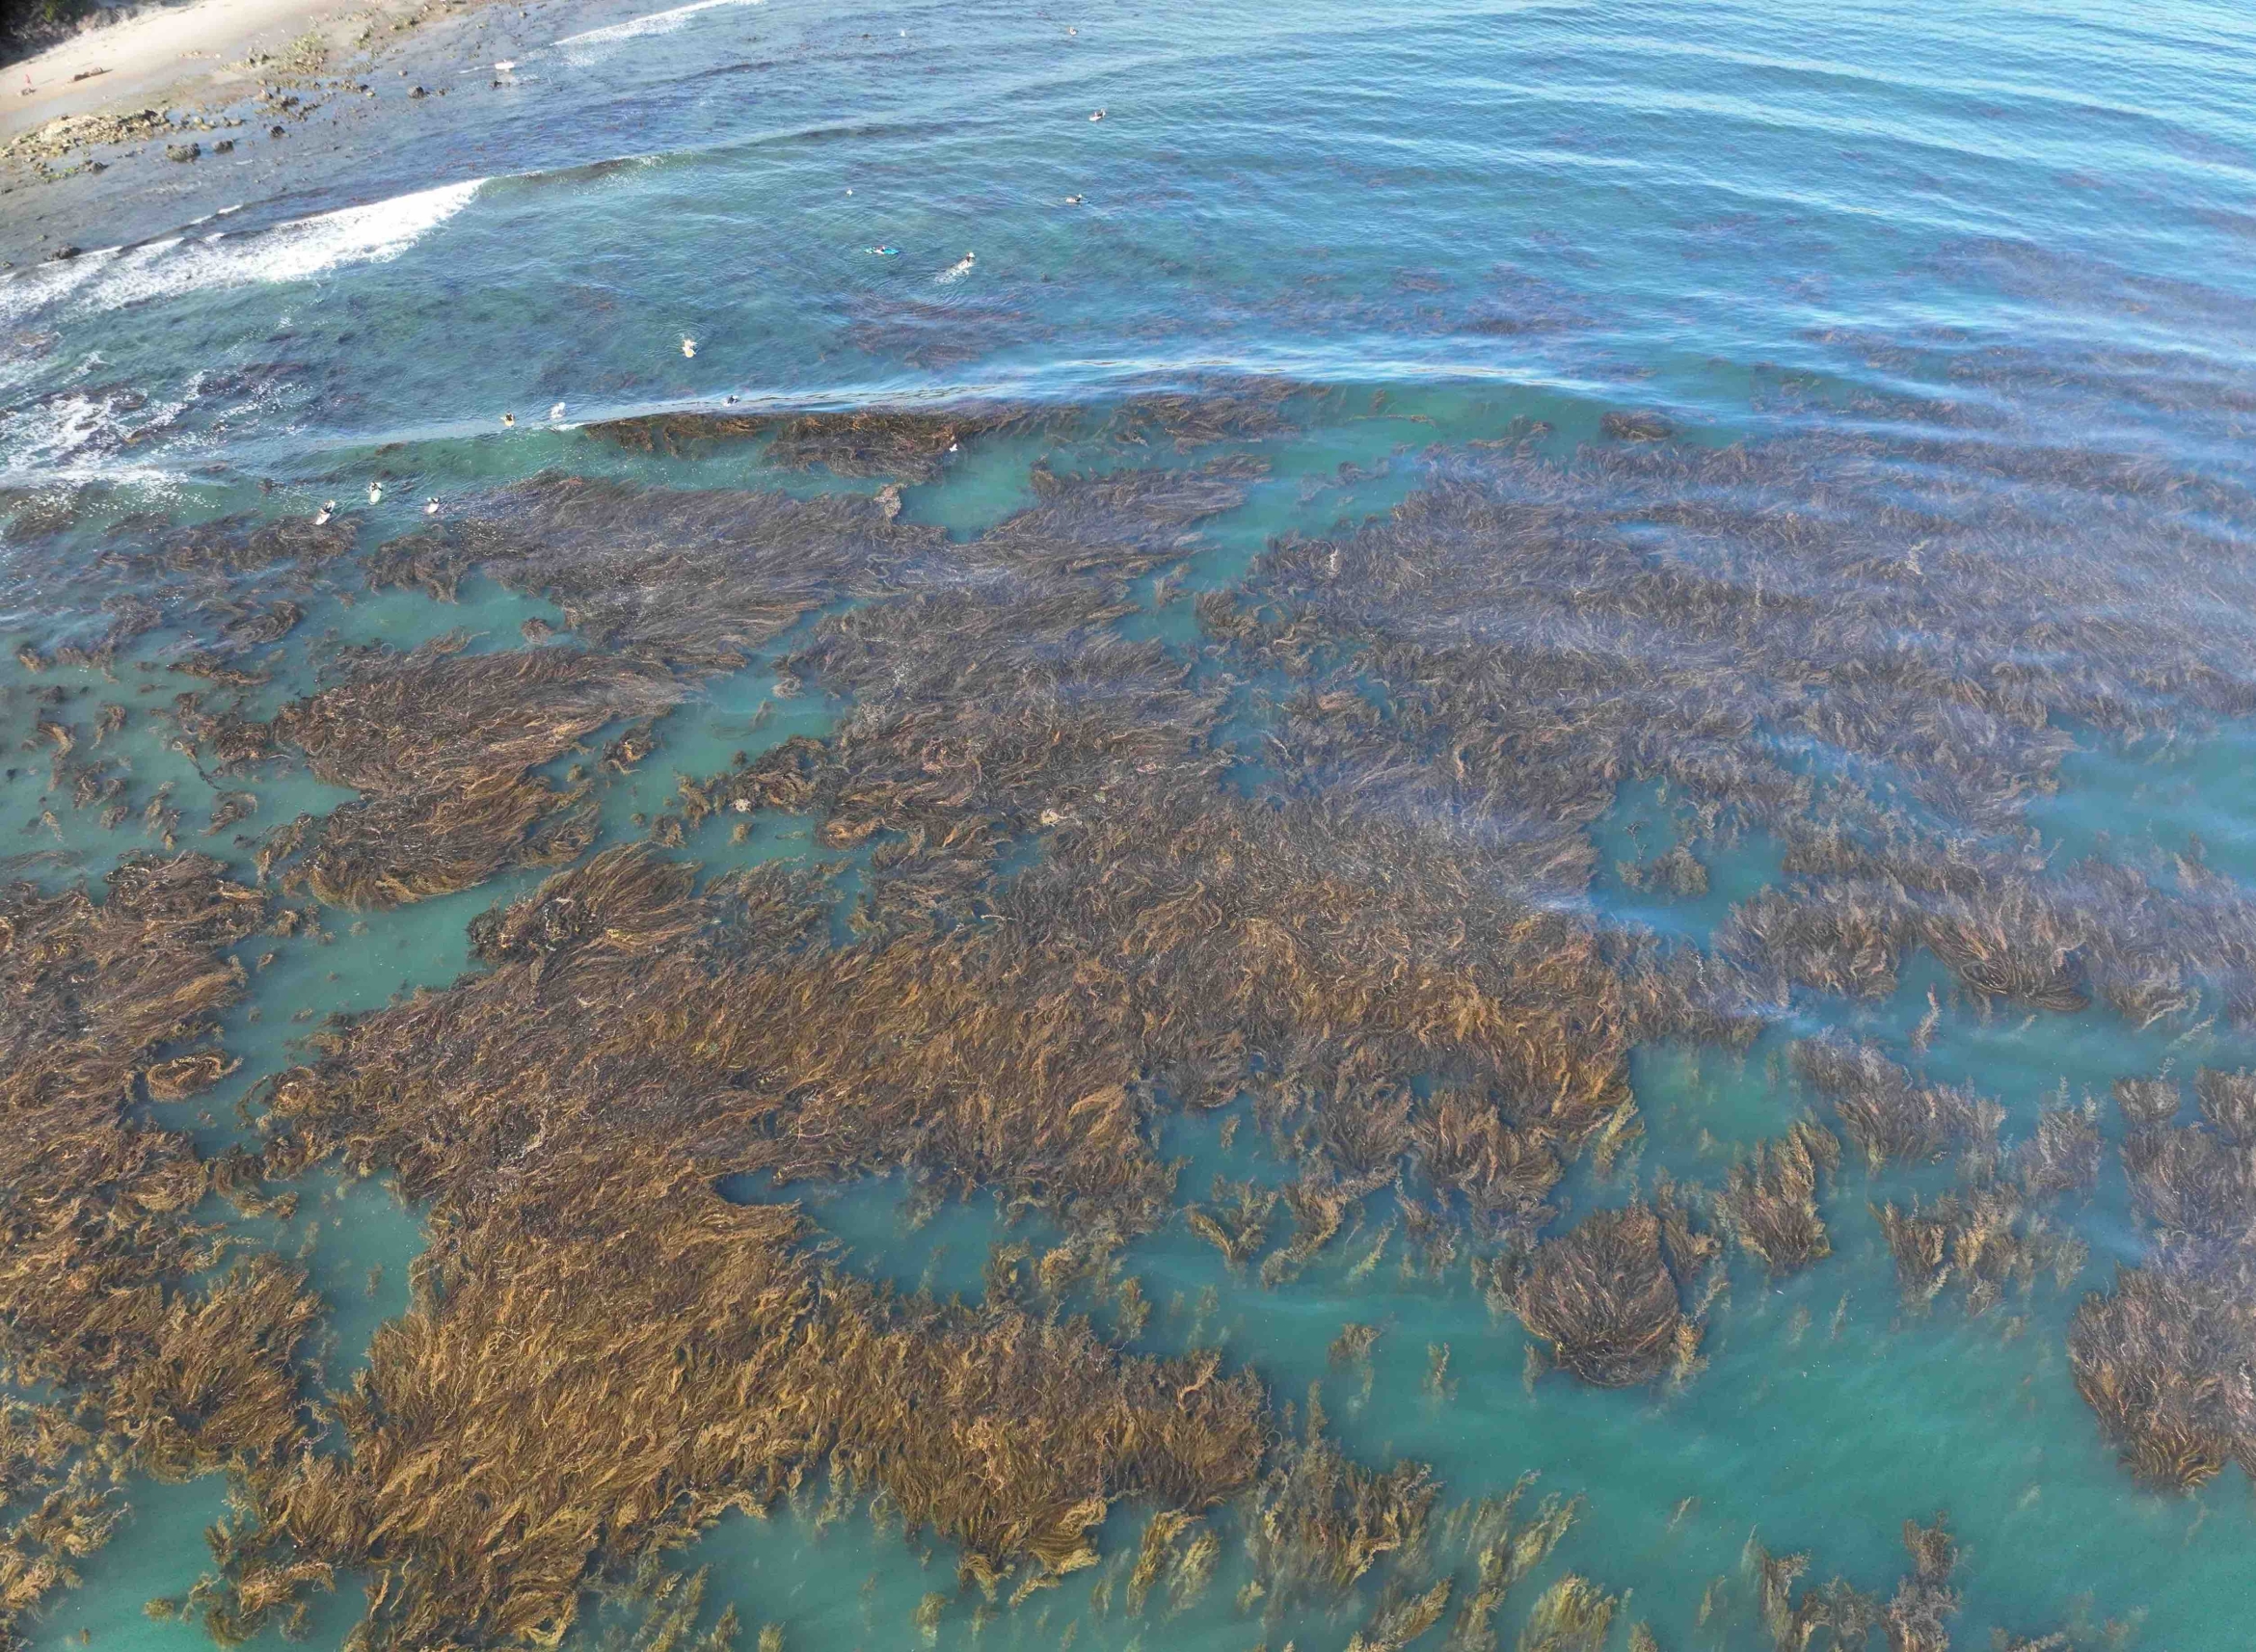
(11, 372, 2253, 1646)
(1203, 414, 2256, 1053)
(13, 514, 358, 675)
(1874, 1185, 2086, 1316)
(374, 477, 941, 674)
(1792, 1038, 2001, 1172)
(1618, 841, 1709, 898)
(582, 402, 1040, 476)
(1242, 1393, 1435, 1622)
(195, 1152, 1267, 1648)
(1186, 1178, 1280, 1273)
(2013, 1101, 2103, 1201)
(182, 839, 1294, 1648)
(0, 855, 324, 1643)
(2067, 1067, 2256, 1490)
(226, 638, 679, 907)
(1718, 1119, 1840, 1275)
(1508, 1202, 1711, 1387)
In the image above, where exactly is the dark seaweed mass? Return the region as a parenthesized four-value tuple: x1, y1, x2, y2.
(1, 371, 2238, 1650)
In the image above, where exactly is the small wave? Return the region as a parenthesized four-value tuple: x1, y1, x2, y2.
(0, 179, 486, 324)
(0, 382, 194, 493)
(0, 355, 307, 490)
(555, 0, 760, 56)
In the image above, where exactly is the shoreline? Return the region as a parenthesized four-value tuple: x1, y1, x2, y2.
(4, 0, 447, 149)
(0, 0, 576, 267)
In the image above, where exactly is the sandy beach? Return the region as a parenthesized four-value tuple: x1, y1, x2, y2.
(0, 0, 576, 266)
(4, 0, 445, 147)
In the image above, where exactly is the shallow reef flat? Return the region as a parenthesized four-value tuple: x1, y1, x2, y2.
(2, 366, 2249, 1652)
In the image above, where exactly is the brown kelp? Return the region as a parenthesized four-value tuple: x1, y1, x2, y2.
(1509, 1202, 1712, 1387)
(1873, 1186, 2085, 1316)
(198, 1151, 1266, 1648)
(584, 383, 1313, 474)
(1792, 1045, 2092, 1316)
(1792, 1040, 2001, 1173)
(2068, 1068, 2256, 1490)
(1440, 1483, 1575, 1652)
(217, 638, 678, 907)
(645, 454, 1653, 1243)
(2013, 1102, 2103, 1201)
(1718, 1120, 1840, 1275)
(10, 361, 2243, 1642)
(1743, 1515, 1958, 1652)
(1740, 1509, 2138, 1652)
(263, 782, 1635, 1238)
(14, 513, 357, 673)
(0, 856, 324, 1645)
(1209, 414, 2256, 1038)
(191, 839, 1280, 1647)
(583, 403, 1039, 477)
(1242, 1399, 1435, 1620)
(371, 478, 941, 673)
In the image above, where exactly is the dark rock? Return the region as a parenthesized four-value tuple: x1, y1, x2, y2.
(212, 139, 234, 153)
(1599, 410, 1675, 440)
(47, 245, 80, 261)
(165, 142, 200, 163)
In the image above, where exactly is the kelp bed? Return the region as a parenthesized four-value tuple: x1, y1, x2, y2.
(0, 377, 2247, 1652)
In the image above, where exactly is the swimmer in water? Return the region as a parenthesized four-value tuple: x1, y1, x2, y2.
(866, 245, 900, 255)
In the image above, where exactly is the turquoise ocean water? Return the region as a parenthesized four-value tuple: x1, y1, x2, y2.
(4, 1, 2256, 1648)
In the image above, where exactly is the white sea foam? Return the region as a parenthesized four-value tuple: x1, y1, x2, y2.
(555, 0, 760, 58)
(0, 382, 193, 491)
(0, 178, 486, 324)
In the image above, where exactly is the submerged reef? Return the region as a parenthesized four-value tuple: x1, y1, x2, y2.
(5, 373, 2247, 1648)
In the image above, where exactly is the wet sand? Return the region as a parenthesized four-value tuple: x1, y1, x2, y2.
(0, 0, 579, 267)
(4, 0, 440, 146)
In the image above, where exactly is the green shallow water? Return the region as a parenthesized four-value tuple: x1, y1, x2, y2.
(8, 388, 2256, 1648)
(5, 0, 2256, 1646)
